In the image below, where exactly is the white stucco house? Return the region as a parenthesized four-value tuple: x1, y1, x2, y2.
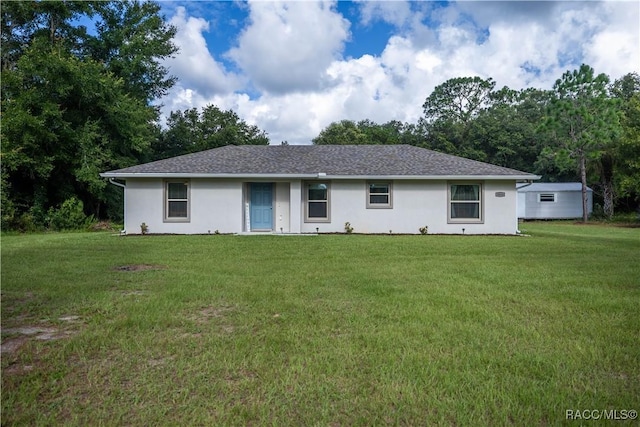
(100, 144, 539, 235)
(517, 182, 593, 219)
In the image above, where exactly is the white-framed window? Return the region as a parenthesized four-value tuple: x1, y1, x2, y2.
(539, 193, 555, 203)
(164, 180, 190, 222)
(367, 182, 393, 209)
(305, 182, 330, 222)
(448, 183, 483, 223)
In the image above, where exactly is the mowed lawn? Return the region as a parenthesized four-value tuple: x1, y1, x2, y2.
(1, 223, 639, 426)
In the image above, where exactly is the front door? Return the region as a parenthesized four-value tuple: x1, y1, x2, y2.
(250, 183, 273, 230)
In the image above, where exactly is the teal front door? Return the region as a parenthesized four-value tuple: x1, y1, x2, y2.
(250, 183, 273, 230)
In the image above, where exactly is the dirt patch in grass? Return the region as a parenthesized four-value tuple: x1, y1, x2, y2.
(1, 335, 31, 354)
(112, 264, 166, 272)
(198, 306, 235, 320)
(187, 305, 237, 334)
(121, 290, 146, 296)
(1, 316, 83, 355)
(3, 363, 35, 375)
(89, 221, 120, 232)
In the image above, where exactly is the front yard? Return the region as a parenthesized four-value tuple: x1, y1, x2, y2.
(2, 223, 639, 425)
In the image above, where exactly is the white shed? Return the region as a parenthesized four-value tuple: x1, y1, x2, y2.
(517, 183, 593, 219)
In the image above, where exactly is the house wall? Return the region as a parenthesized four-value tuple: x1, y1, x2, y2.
(298, 180, 518, 235)
(123, 178, 519, 235)
(124, 179, 243, 234)
(519, 190, 593, 219)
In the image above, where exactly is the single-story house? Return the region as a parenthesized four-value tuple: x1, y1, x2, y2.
(517, 182, 593, 219)
(100, 144, 539, 235)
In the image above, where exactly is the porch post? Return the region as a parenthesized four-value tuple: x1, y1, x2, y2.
(289, 180, 302, 234)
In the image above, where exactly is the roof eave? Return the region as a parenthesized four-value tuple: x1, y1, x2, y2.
(101, 172, 541, 181)
(99, 172, 321, 179)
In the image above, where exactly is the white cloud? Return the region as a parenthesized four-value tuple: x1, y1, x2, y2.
(163, 7, 242, 98)
(226, 0, 350, 94)
(158, 1, 640, 145)
(357, 0, 414, 27)
(583, 1, 640, 79)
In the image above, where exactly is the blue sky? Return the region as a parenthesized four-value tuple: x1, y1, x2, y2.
(155, 1, 639, 144)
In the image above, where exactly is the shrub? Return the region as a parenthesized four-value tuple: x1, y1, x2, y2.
(15, 212, 39, 233)
(47, 197, 93, 231)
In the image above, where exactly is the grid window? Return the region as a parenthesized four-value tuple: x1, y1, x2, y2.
(367, 182, 392, 208)
(449, 183, 482, 223)
(305, 182, 330, 222)
(165, 181, 189, 221)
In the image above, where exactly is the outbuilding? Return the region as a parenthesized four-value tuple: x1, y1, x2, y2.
(517, 182, 593, 219)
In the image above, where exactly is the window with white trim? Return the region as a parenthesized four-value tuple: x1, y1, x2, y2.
(305, 182, 330, 222)
(539, 193, 555, 203)
(449, 183, 482, 223)
(367, 182, 393, 208)
(165, 181, 190, 222)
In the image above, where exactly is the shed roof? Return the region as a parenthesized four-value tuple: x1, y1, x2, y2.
(517, 183, 592, 192)
(101, 144, 539, 180)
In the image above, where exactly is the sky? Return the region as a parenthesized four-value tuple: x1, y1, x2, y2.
(156, 0, 640, 145)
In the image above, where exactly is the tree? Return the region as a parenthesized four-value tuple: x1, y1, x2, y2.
(422, 76, 496, 125)
(466, 87, 554, 173)
(312, 120, 368, 145)
(87, 1, 178, 102)
(152, 105, 269, 160)
(421, 77, 496, 160)
(610, 73, 640, 211)
(1, 37, 156, 222)
(1, 1, 178, 226)
(543, 64, 620, 222)
(312, 119, 423, 146)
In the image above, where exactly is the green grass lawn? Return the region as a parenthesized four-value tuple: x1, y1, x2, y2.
(2, 223, 639, 426)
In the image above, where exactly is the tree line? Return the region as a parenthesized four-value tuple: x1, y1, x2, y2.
(2, 1, 638, 231)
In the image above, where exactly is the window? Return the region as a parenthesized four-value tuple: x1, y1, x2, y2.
(539, 193, 555, 203)
(367, 182, 393, 208)
(305, 182, 330, 222)
(449, 183, 482, 223)
(165, 181, 189, 222)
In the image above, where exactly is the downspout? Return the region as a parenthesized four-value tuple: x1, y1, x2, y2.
(108, 178, 126, 234)
(516, 180, 534, 234)
(108, 177, 126, 189)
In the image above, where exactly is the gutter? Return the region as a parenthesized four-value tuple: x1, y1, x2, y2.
(100, 173, 542, 181)
(516, 180, 536, 190)
(108, 178, 126, 188)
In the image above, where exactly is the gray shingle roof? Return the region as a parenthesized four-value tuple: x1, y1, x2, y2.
(102, 144, 537, 178)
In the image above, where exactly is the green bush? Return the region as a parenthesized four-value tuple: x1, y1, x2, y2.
(15, 212, 40, 232)
(1, 198, 16, 231)
(47, 197, 94, 231)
